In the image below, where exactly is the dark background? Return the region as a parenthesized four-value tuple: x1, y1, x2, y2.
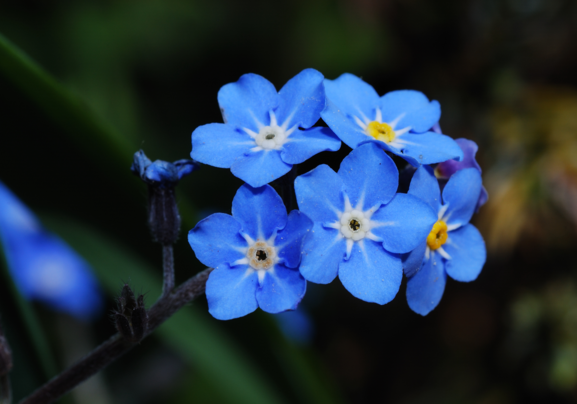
(1, 0, 577, 403)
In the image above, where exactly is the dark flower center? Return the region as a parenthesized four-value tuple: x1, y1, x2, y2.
(349, 219, 361, 232)
(265, 133, 276, 140)
(256, 250, 268, 261)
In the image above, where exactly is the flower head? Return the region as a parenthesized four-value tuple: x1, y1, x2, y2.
(191, 69, 341, 187)
(0, 181, 102, 319)
(402, 165, 487, 315)
(131, 150, 199, 188)
(188, 184, 312, 320)
(321, 73, 464, 166)
(435, 138, 489, 211)
(294, 143, 437, 304)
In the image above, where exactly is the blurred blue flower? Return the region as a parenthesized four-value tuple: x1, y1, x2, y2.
(321, 73, 463, 166)
(294, 143, 437, 304)
(0, 181, 102, 319)
(402, 165, 486, 315)
(274, 308, 314, 346)
(191, 69, 341, 187)
(188, 184, 312, 320)
(435, 138, 489, 211)
(131, 150, 199, 188)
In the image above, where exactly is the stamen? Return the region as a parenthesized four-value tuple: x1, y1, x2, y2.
(426, 221, 448, 251)
(366, 121, 395, 143)
(349, 219, 361, 232)
(265, 134, 275, 140)
(246, 241, 276, 270)
(256, 250, 267, 261)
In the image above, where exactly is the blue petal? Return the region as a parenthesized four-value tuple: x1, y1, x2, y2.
(230, 149, 292, 188)
(324, 74, 380, 124)
(232, 184, 287, 241)
(281, 127, 341, 165)
(188, 213, 247, 269)
(442, 168, 482, 228)
(130, 150, 152, 177)
(390, 131, 464, 166)
(338, 239, 402, 304)
(401, 241, 427, 278)
(275, 210, 313, 268)
(379, 90, 441, 133)
(206, 263, 259, 320)
(408, 165, 442, 213)
(444, 224, 486, 282)
(337, 142, 398, 210)
(192, 123, 254, 168)
(321, 99, 371, 149)
(299, 223, 345, 284)
(217, 73, 279, 130)
(295, 164, 344, 223)
(371, 193, 437, 254)
(256, 264, 307, 313)
(406, 254, 447, 316)
(174, 159, 200, 180)
(276, 68, 325, 130)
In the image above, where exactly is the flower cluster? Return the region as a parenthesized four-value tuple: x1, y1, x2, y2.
(188, 69, 487, 319)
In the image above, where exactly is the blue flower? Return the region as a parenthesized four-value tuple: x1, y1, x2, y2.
(188, 184, 312, 320)
(191, 69, 342, 187)
(131, 150, 199, 188)
(0, 181, 102, 319)
(294, 142, 437, 304)
(434, 137, 488, 212)
(321, 73, 463, 166)
(403, 165, 486, 315)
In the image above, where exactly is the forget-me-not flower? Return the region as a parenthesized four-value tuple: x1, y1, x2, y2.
(435, 138, 488, 212)
(321, 73, 463, 166)
(294, 143, 437, 304)
(0, 181, 102, 319)
(131, 150, 199, 188)
(403, 165, 486, 315)
(188, 184, 312, 320)
(191, 68, 341, 187)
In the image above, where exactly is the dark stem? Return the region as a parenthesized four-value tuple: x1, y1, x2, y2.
(19, 268, 212, 404)
(162, 244, 175, 297)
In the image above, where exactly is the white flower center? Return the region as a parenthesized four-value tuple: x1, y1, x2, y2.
(339, 209, 371, 241)
(254, 125, 287, 150)
(246, 240, 277, 270)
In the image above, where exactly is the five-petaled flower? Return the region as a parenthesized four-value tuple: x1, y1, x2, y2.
(294, 143, 437, 304)
(321, 73, 464, 166)
(402, 165, 486, 315)
(0, 181, 102, 319)
(191, 68, 341, 188)
(188, 184, 312, 320)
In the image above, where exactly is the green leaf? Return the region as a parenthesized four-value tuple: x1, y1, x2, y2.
(41, 216, 286, 404)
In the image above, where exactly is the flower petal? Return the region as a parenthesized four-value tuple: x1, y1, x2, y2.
(217, 73, 279, 130)
(379, 90, 441, 133)
(232, 184, 287, 241)
(442, 168, 482, 228)
(321, 99, 371, 149)
(323, 73, 380, 123)
(401, 240, 427, 278)
(191, 123, 254, 168)
(276, 210, 313, 268)
(337, 142, 398, 210)
(444, 224, 486, 282)
(299, 223, 345, 284)
(338, 239, 402, 304)
(371, 193, 437, 254)
(281, 127, 341, 165)
(276, 68, 325, 129)
(435, 138, 482, 178)
(256, 264, 307, 313)
(188, 213, 247, 268)
(295, 164, 344, 223)
(389, 131, 464, 166)
(406, 254, 447, 316)
(206, 263, 259, 320)
(408, 165, 442, 213)
(231, 150, 292, 188)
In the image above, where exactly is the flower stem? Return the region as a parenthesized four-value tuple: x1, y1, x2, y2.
(18, 268, 212, 404)
(162, 244, 175, 297)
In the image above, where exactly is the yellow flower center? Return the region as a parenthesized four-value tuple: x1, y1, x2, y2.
(367, 121, 395, 143)
(426, 221, 448, 250)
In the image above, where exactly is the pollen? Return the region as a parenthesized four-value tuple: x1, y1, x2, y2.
(367, 121, 395, 143)
(427, 221, 448, 250)
(247, 241, 276, 270)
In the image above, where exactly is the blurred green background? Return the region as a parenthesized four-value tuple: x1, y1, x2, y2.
(1, 0, 577, 403)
